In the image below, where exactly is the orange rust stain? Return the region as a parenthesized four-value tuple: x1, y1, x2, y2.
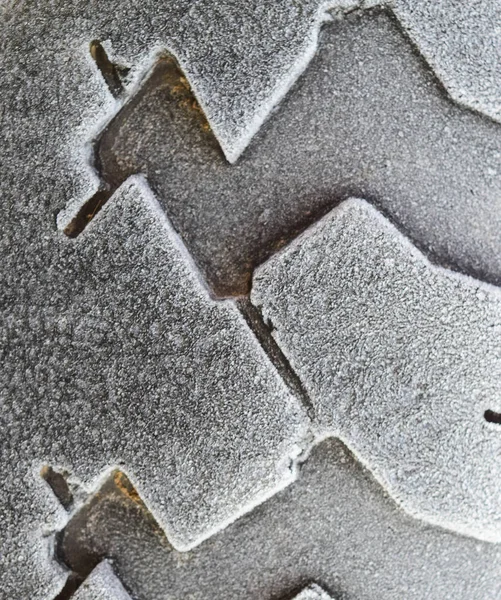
(163, 59, 212, 132)
(113, 471, 144, 506)
(111, 471, 172, 544)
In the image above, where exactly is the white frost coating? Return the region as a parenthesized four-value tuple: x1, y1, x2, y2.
(252, 198, 501, 544)
(57, 0, 501, 225)
(67, 178, 308, 550)
(100, 0, 501, 163)
(3, 0, 501, 597)
(1, 178, 307, 597)
(293, 584, 334, 599)
(1, 468, 70, 600)
(392, 0, 501, 124)
(88, 437, 501, 599)
(182, 0, 501, 161)
(206, 1, 356, 162)
(73, 561, 131, 600)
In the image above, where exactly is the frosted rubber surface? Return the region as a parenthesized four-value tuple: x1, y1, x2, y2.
(252, 198, 501, 543)
(2, 0, 501, 598)
(73, 562, 131, 600)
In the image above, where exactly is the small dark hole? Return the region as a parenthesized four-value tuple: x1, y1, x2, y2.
(484, 410, 501, 424)
(64, 189, 114, 237)
(41, 465, 73, 510)
(90, 40, 125, 99)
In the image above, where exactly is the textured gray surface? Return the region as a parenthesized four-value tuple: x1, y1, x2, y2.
(392, 0, 501, 124)
(252, 198, 501, 544)
(52, 439, 501, 600)
(61, 9, 501, 297)
(2, 0, 501, 598)
(73, 562, 131, 600)
(1, 180, 306, 598)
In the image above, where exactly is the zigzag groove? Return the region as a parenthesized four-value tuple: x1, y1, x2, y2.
(61, 9, 501, 298)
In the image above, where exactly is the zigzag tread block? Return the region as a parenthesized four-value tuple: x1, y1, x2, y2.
(252, 197, 501, 543)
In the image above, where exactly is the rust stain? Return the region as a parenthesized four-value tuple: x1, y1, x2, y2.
(163, 58, 212, 132)
(112, 470, 143, 506)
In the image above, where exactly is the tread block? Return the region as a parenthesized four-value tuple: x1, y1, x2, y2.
(72, 562, 131, 600)
(252, 197, 501, 543)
